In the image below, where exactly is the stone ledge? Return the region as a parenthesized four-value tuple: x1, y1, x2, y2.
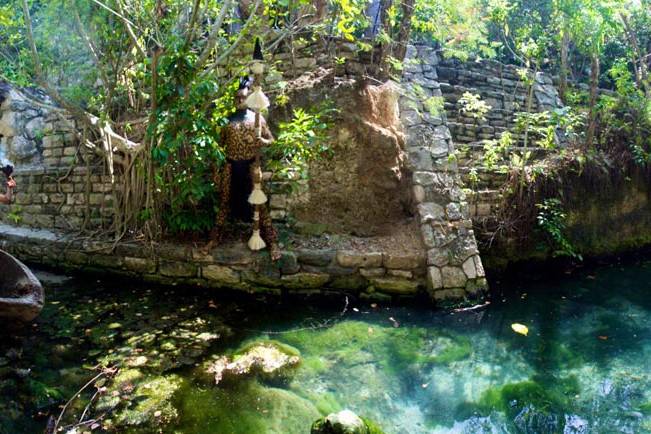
(0, 224, 442, 304)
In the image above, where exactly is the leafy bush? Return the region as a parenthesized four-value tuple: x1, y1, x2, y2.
(536, 198, 581, 260)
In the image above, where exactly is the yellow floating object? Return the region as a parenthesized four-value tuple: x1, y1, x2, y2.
(511, 323, 529, 336)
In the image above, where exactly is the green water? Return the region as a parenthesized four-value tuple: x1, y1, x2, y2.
(2, 258, 651, 433)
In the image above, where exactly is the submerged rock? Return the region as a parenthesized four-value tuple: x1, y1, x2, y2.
(205, 340, 300, 384)
(311, 409, 385, 434)
(96, 369, 182, 431)
(175, 379, 321, 433)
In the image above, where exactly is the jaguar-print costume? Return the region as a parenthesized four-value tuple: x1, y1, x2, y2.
(211, 109, 278, 250)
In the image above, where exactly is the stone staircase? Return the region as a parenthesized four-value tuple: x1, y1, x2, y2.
(399, 45, 488, 304)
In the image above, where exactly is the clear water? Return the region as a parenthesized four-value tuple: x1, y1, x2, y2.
(2, 258, 651, 433)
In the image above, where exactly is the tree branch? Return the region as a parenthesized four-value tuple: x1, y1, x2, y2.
(115, 0, 147, 59)
(195, 0, 235, 71)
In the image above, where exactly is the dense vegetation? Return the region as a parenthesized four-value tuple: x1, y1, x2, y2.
(0, 0, 650, 242)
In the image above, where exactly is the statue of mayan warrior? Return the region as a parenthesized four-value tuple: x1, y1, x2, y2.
(0, 165, 16, 205)
(208, 77, 280, 260)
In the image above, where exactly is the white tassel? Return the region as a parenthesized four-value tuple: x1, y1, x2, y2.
(248, 183, 267, 204)
(245, 86, 270, 111)
(248, 229, 266, 250)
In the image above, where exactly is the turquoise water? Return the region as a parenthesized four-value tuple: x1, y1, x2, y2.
(2, 258, 651, 433)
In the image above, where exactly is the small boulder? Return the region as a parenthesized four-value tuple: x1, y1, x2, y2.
(205, 341, 300, 384)
(311, 410, 385, 434)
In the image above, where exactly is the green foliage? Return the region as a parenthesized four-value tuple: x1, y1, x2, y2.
(412, 0, 495, 59)
(536, 198, 582, 260)
(265, 102, 336, 184)
(458, 91, 492, 121)
(5, 205, 22, 224)
(482, 131, 513, 171)
(330, 0, 370, 41)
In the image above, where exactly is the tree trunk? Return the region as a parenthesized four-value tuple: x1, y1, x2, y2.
(620, 13, 649, 96)
(559, 26, 569, 103)
(393, 0, 415, 62)
(585, 54, 600, 148)
(375, 0, 393, 78)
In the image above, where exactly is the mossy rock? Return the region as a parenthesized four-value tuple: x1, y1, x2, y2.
(173, 379, 320, 433)
(97, 370, 182, 433)
(279, 320, 472, 377)
(199, 339, 302, 385)
(457, 376, 580, 421)
(311, 410, 386, 434)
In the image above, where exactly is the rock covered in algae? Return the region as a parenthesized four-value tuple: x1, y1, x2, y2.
(205, 340, 300, 384)
(311, 409, 385, 434)
(95, 369, 182, 432)
(174, 378, 321, 433)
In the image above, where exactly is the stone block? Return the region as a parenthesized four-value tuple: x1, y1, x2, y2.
(462, 256, 477, 279)
(280, 272, 330, 289)
(369, 277, 420, 294)
(413, 171, 436, 186)
(441, 266, 467, 288)
(202, 265, 241, 285)
(336, 250, 383, 268)
(412, 185, 425, 203)
(159, 260, 197, 278)
(383, 252, 424, 269)
(427, 248, 449, 267)
(417, 202, 445, 223)
(387, 269, 413, 279)
(278, 251, 300, 275)
(427, 266, 443, 290)
(124, 256, 157, 274)
(431, 288, 467, 303)
(359, 267, 386, 278)
(296, 249, 335, 267)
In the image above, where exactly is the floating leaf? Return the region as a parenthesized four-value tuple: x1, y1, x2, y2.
(511, 323, 529, 336)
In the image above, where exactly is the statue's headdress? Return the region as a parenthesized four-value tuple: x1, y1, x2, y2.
(1, 164, 13, 179)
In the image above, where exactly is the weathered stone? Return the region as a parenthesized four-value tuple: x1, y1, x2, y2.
(427, 248, 449, 267)
(242, 270, 282, 287)
(383, 252, 424, 269)
(159, 261, 197, 278)
(418, 202, 445, 223)
(465, 277, 488, 296)
(474, 255, 486, 278)
(427, 266, 443, 290)
(359, 267, 386, 278)
(336, 250, 383, 268)
(202, 265, 240, 285)
(446, 203, 463, 220)
(413, 171, 436, 186)
(431, 288, 467, 303)
(296, 249, 335, 267)
(280, 272, 330, 289)
(412, 184, 425, 203)
(441, 266, 467, 288)
(124, 257, 156, 274)
(462, 256, 477, 279)
(329, 274, 367, 290)
(212, 246, 254, 265)
(388, 269, 413, 279)
(369, 277, 420, 294)
(278, 251, 300, 275)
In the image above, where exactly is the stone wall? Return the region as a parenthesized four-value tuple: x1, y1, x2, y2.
(0, 223, 429, 303)
(434, 58, 565, 222)
(438, 58, 564, 146)
(0, 86, 112, 230)
(399, 45, 487, 302)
